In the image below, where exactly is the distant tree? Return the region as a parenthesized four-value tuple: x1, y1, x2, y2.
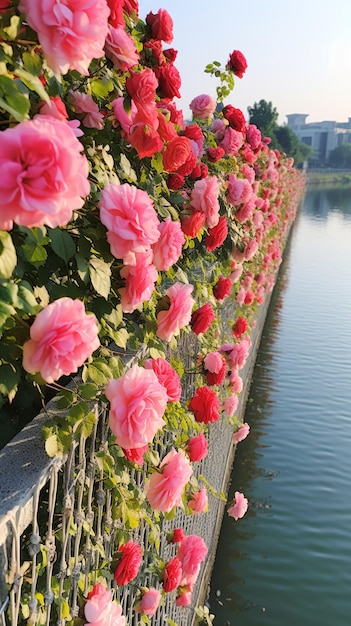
(328, 143, 351, 168)
(273, 126, 312, 165)
(247, 99, 279, 138)
(248, 99, 312, 165)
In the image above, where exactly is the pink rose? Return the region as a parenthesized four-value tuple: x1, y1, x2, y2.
(69, 91, 104, 129)
(99, 183, 160, 265)
(189, 94, 216, 120)
(105, 25, 139, 71)
(204, 351, 224, 374)
(0, 116, 89, 230)
(135, 588, 161, 617)
(114, 541, 142, 586)
(188, 487, 208, 514)
(145, 448, 193, 512)
(227, 174, 253, 206)
(156, 282, 195, 342)
(152, 218, 185, 271)
(229, 370, 243, 394)
(84, 584, 125, 626)
(246, 124, 261, 150)
(176, 591, 192, 606)
(19, 0, 109, 75)
(227, 491, 248, 520)
(233, 422, 250, 443)
(190, 176, 220, 228)
(227, 338, 251, 371)
(119, 252, 158, 313)
(177, 534, 208, 582)
(106, 364, 168, 449)
(222, 394, 239, 417)
(186, 431, 208, 462)
(112, 96, 138, 134)
(22, 298, 99, 384)
(219, 127, 243, 156)
(144, 358, 182, 402)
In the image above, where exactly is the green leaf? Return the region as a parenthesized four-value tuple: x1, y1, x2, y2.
(48, 228, 76, 262)
(22, 240, 47, 266)
(14, 67, 50, 103)
(16, 281, 40, 314)
(0, 231, 17, 278)
(0, 300, 16, 332)
(0, 363, 20, 399)
(151, 152, 164, 174)
(119, 153, 137, 183)
(74, 411, 97, 439)
(22, 50, 43, 77)
(0, 76, 30, 120)
(89, 256, 111, 299)
(78, 382, 99, 401)
(113, 328, 129, 349)
(3, 15, 20, 40)
(45, 434, 61, 458)
(84, 358, 113, 385)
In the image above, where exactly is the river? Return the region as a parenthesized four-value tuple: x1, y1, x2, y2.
(209, 185, 351, 626)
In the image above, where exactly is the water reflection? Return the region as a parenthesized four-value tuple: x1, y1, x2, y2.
(209, 186, 351, 626)
(304, 185, 351, 219)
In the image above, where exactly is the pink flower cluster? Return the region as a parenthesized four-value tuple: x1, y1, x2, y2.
(99, 182, 185, 313)
(0, 116, 90, 230)
(23, 298, 100, 383)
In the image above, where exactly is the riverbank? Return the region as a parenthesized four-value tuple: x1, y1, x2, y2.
(306, 169, 351, 186)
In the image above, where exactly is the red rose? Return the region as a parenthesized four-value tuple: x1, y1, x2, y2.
(190, 303, 215, 335)
(123, 445, 148, 465)
(207, 146, 225, 162)
(114, 541, 142, 585)
(189, 162, 209, 180)
(205, 360, 226, 386)
(183, 123, 203, 142)
(129, 119, 164, 158)
(222, 105, 246, 133)
(213, 276, 232, 301)
(232, 316, 249, 338)
(188, 386, 220, 424)
(163, 48, 178, 63)
(123, 0, 138, 16)
(168, 527, 185, 543)
(181, 210, 205, 238)
(126, 68, 158, 112)
(155, 63, 181, 100)
(146, 8, 174, 43)
(226, 49, 248, 78)
(167, 173, 185, 190)
(106, 0, 124, 27)
(143, 39, 164, 64)
(205, 216, 228, 252)
(163, 556, 182, 593)
(162, 136, 192, 173)
(186, 431, 208, 462)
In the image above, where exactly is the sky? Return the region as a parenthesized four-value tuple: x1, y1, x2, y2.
(138, 0, 351, 125)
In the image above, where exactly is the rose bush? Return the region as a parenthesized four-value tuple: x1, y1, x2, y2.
(0, 2, 305, 624)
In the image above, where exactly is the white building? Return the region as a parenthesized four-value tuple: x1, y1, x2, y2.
(286, 114, 351, 165)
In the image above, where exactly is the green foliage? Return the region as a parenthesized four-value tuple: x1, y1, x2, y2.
(328, 143, 351, 168)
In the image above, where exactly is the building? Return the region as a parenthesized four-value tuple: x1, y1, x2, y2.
(286, 114, 351, 166)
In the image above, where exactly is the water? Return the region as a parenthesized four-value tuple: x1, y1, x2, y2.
(209, 186, 351, 626)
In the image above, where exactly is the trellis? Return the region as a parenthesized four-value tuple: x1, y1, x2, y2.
(0, 294, 271, 626)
